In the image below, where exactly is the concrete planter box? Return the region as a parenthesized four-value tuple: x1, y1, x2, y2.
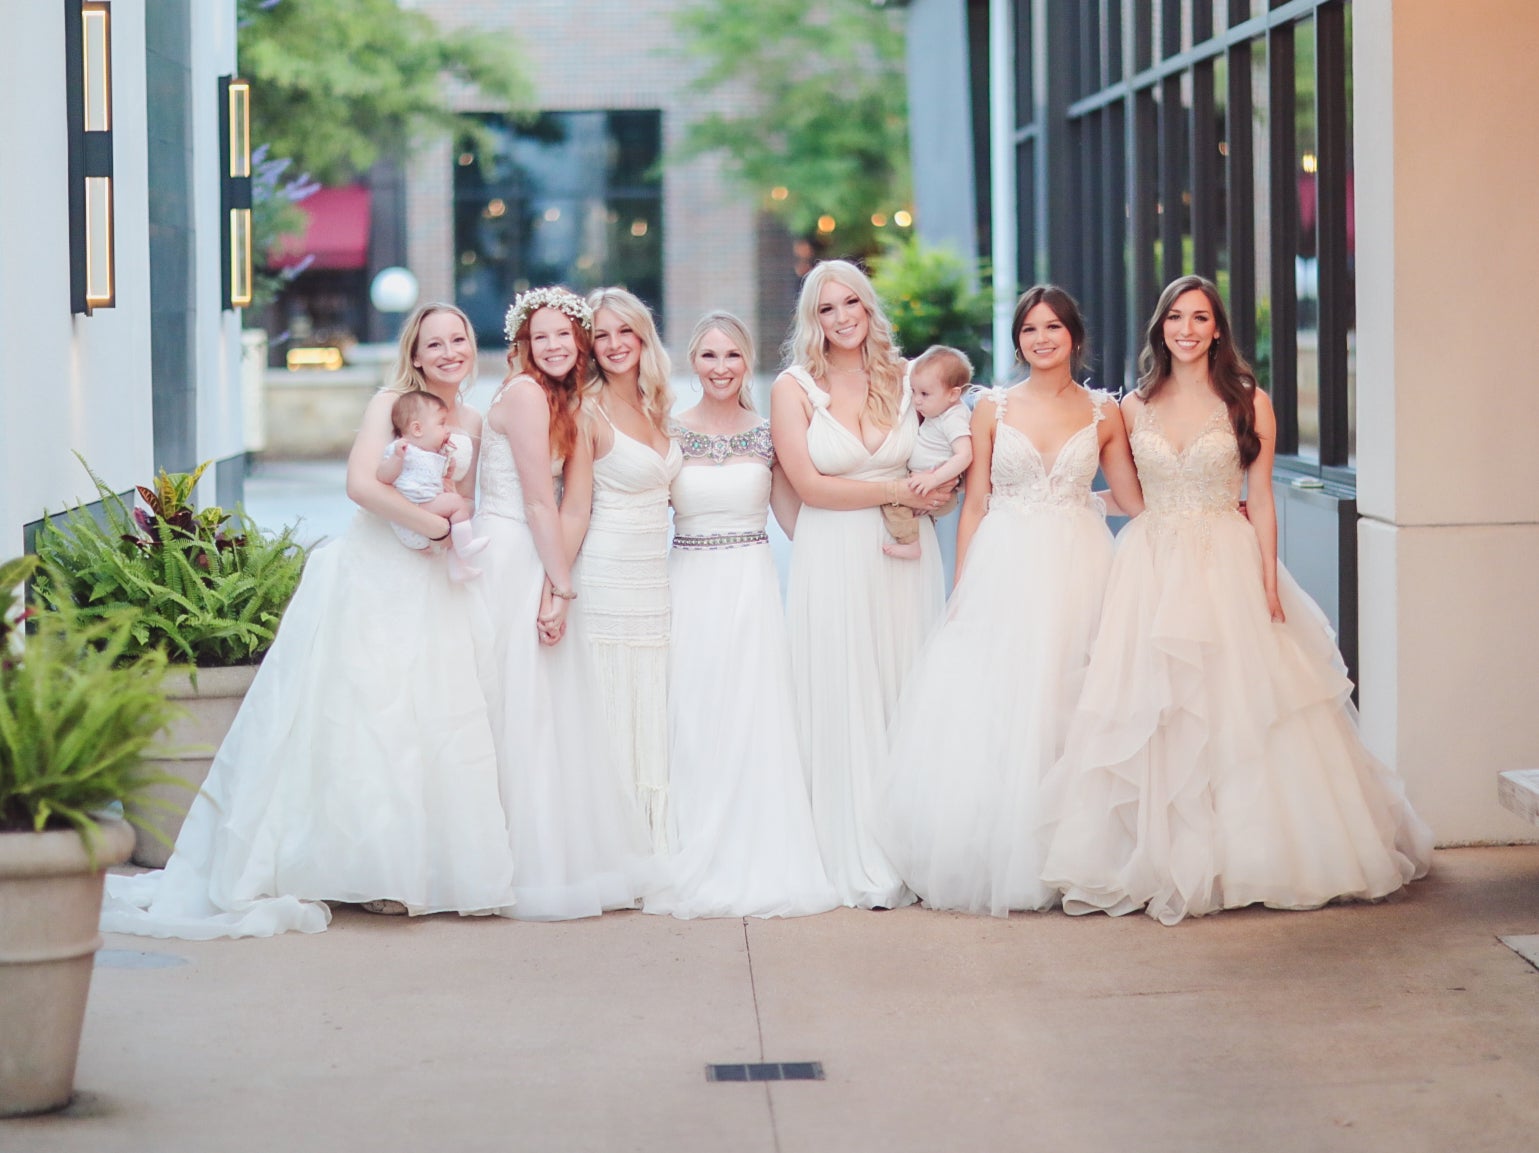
(128, 664, 258, 868)
(0, 819, 135, 1117)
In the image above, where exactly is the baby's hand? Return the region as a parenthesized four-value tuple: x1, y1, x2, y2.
(392, 439, 408, 457)
(908, 471, 940, 496)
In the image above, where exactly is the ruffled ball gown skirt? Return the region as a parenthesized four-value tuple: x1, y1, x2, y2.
(643, 446, 837, 919)
(102, 510, 517, 939)
(1042, 406, 1433, 924)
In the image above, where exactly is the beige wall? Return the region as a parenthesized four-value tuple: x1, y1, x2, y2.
(1355, 0, 1539, 842)
(408, 0, 763, 354)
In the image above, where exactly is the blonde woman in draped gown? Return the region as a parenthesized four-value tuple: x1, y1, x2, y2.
(1041, 276, 1432, 924)
(563, 288, 682, 853)
(769, 260, 951, 909)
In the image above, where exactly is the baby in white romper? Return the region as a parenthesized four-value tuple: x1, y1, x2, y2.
(376, 391, 487, 581)
(882, 345, 975, 560)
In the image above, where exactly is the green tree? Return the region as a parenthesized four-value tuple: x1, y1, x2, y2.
(238, 0, 531, 185)
(870, 237, 992, 378)
(673, 0, 911, 257)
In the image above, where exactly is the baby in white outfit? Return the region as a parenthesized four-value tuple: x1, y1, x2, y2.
(882, 345, 975, 560)
(376, 391, 487, 581)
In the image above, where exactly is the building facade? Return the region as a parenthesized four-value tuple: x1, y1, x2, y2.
(404, 0, 791, 357)
(908, 0, 1539, 843)
(2, 1, 245, 554)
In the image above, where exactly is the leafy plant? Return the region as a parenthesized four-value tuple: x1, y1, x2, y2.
(0, 554, 39, 663)
(0, 570, 183, 840)
(870, 237, 993, 380)
(33, 458, 307, 668)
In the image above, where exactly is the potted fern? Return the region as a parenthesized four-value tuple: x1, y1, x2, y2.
(0, 555, 183, 1116)
(32, 459, 307, 866)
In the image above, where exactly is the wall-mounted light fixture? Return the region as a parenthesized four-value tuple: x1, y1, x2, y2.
(219, 75, 254, 310)
(66, 0, 115, 314)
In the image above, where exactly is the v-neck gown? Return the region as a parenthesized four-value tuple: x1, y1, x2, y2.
(877, 387, 1115, 915)
(575, 407, 683, 853)
(1041, 401, 1433, 924)
(783, 365, 945, 909)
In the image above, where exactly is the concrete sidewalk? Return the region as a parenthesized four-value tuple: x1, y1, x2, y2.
(8, 846, 1539, 1152)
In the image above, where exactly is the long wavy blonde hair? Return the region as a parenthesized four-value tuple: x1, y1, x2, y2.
(388, 302, 478, 396)
(688, 310, 758, 412)
(784, 260, 903, 430)
(587, 287, 673, 432)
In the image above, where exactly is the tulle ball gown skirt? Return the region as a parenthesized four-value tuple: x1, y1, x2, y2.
(102, 511, 517, 939)
(1041, 510, 1433, 925)
(879, 503, 1113, 916)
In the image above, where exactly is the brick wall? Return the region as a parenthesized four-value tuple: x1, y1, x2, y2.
(410, 0, 766, 355)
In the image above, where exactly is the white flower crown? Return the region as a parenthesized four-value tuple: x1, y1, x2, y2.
(504, 287, 594, 343)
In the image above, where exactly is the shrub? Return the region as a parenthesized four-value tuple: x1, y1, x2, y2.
(33, 457, 306, 667)
(870, 236, 993, 380)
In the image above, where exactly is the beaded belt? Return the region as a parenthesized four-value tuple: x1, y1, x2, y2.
(672, 530, 768, 551)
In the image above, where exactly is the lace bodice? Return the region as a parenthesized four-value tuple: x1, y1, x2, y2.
(1130, 402, 1243, 519)
(477, 389, 561, 522)
(785, 365, 917, 482)
(986, 386, 1109, 514)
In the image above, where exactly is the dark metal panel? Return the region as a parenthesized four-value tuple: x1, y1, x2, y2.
(65, 0, 87, 315)
(1132, 88, 1160, 341)
(1226, 37, 1257, 362)
(1267, 18, 1299, 454)
(1314, 0, 1350, 467)
(1103, 99, 1130, 391)
(1191, 57, 1218, 278)
(1159, 73, 1183, 285)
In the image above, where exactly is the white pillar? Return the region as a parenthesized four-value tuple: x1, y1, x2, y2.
(988, 0, 1017, 383)
(1354, 0, 1539, 843)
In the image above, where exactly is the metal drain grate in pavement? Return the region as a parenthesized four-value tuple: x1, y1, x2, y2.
(707, 1062, 825, 1082)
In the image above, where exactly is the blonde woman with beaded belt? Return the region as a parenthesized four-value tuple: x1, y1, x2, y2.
(642, 312, 837, 919)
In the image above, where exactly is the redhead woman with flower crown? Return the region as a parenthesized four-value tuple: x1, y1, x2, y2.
(770, 260, 951, 909)
(471, 286, 653, 920)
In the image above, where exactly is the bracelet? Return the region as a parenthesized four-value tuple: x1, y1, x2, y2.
(549, 586, 578, 601)
(428, 518, 452, 542)
(885, 479, 899, 506)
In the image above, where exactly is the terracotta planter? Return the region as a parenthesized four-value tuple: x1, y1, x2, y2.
(129, 664, 258, 867)
(0, 818, 136, 1117)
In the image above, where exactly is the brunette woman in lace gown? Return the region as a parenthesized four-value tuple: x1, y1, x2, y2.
(769, 261, 951, 909)
(564, 288, 681, 852)
(1041, 276, 1432, 924)
(877, 286, 1144, 916)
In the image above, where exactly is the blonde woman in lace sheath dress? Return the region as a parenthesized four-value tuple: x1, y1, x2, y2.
(1042, 277, 1432, 924)
(769, 261, 950, 910)
(566, 288, 681, 852)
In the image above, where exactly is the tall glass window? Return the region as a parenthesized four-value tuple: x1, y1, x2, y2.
(453, 110, 664, 345)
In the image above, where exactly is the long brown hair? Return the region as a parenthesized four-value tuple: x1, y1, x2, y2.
(1011, 284, 1090, 378)
(506, 298, 592, 460)
(1136, 275, 1261, 468)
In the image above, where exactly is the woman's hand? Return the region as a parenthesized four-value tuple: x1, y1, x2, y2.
(1266, 588, 1286, 624)
(537, 583, 568, 646)
(895, 477, 955, 511)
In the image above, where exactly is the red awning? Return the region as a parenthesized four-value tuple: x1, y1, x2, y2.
(269, 185, 372, 271)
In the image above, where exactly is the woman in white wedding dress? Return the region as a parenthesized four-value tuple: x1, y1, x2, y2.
(769, 261, 950, 909)
(565, 288, 682, 852)
(643, 312, 838, 920)
(472, 287, 653, 921)
(102, 305, 516, 939)
(878, 287, 1144, 917)
(1041, 276, 1433, 924)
